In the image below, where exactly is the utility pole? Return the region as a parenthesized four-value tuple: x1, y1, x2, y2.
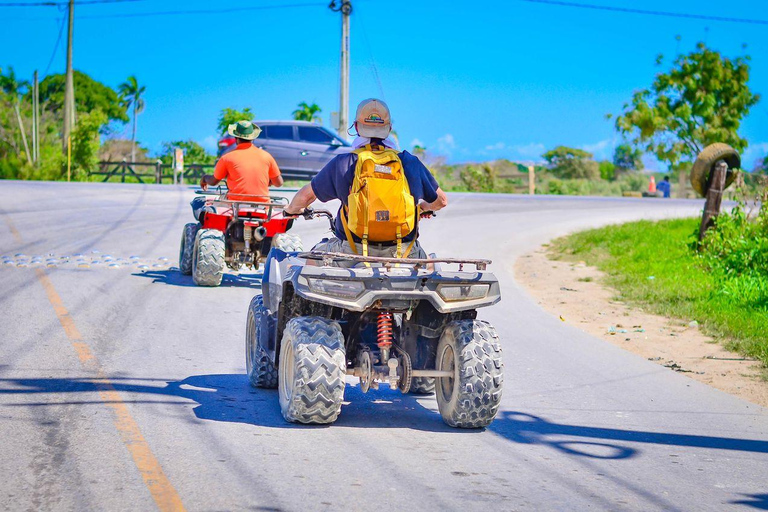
(330, 0, 351, 140)
(32, 70, 39, 164)
(62, 0, 75, 151)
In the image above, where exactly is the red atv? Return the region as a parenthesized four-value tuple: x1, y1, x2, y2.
(179, 192, 302, 286)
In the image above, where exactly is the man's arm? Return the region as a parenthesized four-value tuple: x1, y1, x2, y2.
(268, 153, 283, 187)
(419, 187, 448, 212)
(271, 175, 284, 187)
(199, 175, 221, 191)
(284, 183, 317, 216)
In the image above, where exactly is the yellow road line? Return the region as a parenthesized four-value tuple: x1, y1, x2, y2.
(4, 214, 185, 512)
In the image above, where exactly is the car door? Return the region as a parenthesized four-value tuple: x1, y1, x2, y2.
(296, 126, 351, 175)
(255, 124, 299, 173)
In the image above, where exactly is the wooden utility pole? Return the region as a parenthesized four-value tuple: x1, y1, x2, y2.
(62, 0, 75, 151)
(528, 165, 536, 195)
(32, 70, 39, 164)
(330, 1, 351, 139)
(698, 161, 728, 242)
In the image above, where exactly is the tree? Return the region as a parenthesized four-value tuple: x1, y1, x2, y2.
(159, 140, 215, 165)
(38, 71, 128, 124)
(542, 146, 600, 180)
(614, 43, 760, 170)
(217, 107, 254, 135)
(0, 66, 31, 164)
(613, 143, 644, 172)
(292, 102, 322, 123)
(70, 110, 107, 178)
(599, 160, 616, 180)
(118, 76, 146, 163)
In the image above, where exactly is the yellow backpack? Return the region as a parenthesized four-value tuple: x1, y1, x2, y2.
(341, 145, 417, 258)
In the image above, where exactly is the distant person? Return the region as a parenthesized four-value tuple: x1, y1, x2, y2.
(657, 175, 671, 198)
(192, 120, 283, 219)
(284, 98, 447, 262)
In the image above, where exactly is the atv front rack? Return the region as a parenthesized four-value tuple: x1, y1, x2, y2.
(299, 251, 491, 271)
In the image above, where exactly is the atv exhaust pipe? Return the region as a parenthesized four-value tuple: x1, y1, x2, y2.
(253, 226, 267, 242)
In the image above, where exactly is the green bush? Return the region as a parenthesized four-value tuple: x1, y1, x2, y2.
(459, 164, 496, 192)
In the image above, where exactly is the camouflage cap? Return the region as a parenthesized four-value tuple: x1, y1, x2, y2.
(227, 120, 262, 140)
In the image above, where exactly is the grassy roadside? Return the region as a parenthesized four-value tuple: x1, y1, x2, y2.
(550, 217, 768, 368)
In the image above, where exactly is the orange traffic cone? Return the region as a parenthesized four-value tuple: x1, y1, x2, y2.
(648, 176, 657, 194)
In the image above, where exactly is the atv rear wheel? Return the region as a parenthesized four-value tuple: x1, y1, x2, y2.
(272, 233, 303, 252)
(246, 295, 277, 388)
(192, 228, 225, 287)
(179, 223, 199, 275)
(409, 377, 435, 395)
(278, 317, 346, 424)
(435, 320, 503, 428)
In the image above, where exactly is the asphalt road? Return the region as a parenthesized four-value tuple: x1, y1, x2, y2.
(1, 180, 766, 512)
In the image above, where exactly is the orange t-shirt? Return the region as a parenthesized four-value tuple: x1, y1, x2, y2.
(213, 143, 281, 201)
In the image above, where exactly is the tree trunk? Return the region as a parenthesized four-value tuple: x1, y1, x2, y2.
(698, 165, 727, 243)
(131, 102, 137, 163)
(14, 102, 33, 166)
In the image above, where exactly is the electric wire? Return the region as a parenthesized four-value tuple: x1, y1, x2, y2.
(73, 2, 326, 19)
(0, 0, 143, 6)
(43, 9, 67, 76)
(517, 0, 768, 26)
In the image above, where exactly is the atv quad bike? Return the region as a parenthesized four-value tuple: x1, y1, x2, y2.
(179, 191, 302, 286)
(246, 209, 503, 428)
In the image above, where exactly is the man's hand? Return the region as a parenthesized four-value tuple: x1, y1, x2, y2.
(282, 206, 305, 218)
(199, 176, 209, 191)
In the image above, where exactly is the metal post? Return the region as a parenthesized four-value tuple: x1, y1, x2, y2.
(156, 159, 162, 184)
(62, 0, 75, 151)
(528, 165, 535, 195)
(330, 1, 352, 140)
(32, 70, 39, 164)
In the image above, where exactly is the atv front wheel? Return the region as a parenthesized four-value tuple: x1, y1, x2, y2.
(246, 295, 277, 388)
(179, 223, 199, 275)
(272, 233, 303, 252)
(192, 228, 225, 286)
(435, 320, 503, 428)
(409, 377, 435, 395)
(278, 317, 346, 424)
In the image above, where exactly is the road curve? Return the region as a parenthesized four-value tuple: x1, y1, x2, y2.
(1, 181, 766, 512)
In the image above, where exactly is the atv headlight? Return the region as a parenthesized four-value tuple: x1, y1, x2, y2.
(437, 283, 490, 302)
(307, 278, 364, 298)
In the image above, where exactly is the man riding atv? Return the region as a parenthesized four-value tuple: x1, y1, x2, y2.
(284, 99, 448, 259)
(191, 120, 284, 219)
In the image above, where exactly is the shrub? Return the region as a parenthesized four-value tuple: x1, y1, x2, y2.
(459, 164, 496, 192)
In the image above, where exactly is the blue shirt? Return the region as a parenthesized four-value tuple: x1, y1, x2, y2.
(657, 180, 671, 198)
(310, 150, 440, 242)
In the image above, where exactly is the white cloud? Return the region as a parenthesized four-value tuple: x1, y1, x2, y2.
(484, 141, 506, 151)
(202, 135, 218, 153)
(436, 134, 456, 155)
(410, 138, 425, 149)
(581, 139, 612, 160)
(512, 143, 546, 159)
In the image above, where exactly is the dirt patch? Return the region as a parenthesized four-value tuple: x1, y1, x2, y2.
(515, 246, 768, 408)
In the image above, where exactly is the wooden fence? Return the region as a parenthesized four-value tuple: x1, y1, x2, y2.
(92, 161, 319, 184)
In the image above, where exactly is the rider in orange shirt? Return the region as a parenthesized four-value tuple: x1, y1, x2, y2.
(192, 120, 283, 218)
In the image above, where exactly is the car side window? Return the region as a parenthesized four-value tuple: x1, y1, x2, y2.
(298, 126, 335, 145)
(264, 125, 294, 140)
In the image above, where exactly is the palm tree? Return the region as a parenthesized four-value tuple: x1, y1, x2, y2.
(292, 102, 322, 123)
(118, 75, 145, 162)
(0, 67, 32, 165)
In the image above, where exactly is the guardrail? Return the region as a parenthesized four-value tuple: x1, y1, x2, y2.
(92, 161, 317, 184)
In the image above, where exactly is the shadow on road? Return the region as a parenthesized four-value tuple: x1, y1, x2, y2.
(4, 374, 768, 460)
(489, 410, 768, 461)
(730, 494, 768, 510)
(132, 270, 263, 289)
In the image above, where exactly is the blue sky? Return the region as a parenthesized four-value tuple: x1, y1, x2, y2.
(2, 0, 767, 169)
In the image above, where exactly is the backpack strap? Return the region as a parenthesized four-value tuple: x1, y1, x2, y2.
(340, 206, 358, 254)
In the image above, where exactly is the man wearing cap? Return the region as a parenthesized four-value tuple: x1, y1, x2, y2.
(192, 120, 283, 219)
(284, 99, 447, 260)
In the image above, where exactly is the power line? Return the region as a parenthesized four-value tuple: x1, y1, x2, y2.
(0, 0, 142, 6)
(43, 11, 67, 76)
(518, 0, 768, 26)
(74, 2, 327, 19)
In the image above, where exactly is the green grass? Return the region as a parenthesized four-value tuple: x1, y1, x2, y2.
(550, 217, 768, 367)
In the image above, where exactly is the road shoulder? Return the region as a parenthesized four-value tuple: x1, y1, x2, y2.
(515, 245, 768, 408)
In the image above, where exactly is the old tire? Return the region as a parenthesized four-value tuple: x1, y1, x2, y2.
(246, 295, 277, 388)
(179, 223, 200, 275)
(192, 228, 225, 287)
(689, 143, 740, 197)
(278, 317, 346, 424)
(272, 233, 303, 252)
(435, 320, 503, 429)
(409, 377, 435, 395)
